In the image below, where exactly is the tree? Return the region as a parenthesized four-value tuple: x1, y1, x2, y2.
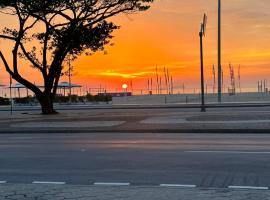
(0, 0, 153, 114)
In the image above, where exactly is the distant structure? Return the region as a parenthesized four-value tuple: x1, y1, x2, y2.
(99, 92, 132, 97)
(228, 63, 236, 95)
(159, 77, 162, 94)
(212, 65, 216, 93)
(264, 80, 268, 93)
(258, 80, 268, 93)
(258, 81, 263, 93)
(164, 67, 168, 94)
(150, 78, 153, 94)
(130, 80, 133, 93)
(238, 65, 241, 93)
(155, 66, 160, 94)
(147, 78, 150, 94)
(182, 83, 185, 94)
(222, 68, 225, 93)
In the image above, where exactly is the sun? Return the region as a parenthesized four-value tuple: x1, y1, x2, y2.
(122, 84, 128, 89)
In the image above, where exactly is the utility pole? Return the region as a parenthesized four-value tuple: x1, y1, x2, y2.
(199, 14, 207, 112)
(218, 0, 222, 102)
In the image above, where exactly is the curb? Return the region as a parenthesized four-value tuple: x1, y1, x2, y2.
(0, 129, 270, 134)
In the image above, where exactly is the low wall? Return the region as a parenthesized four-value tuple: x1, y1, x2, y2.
(112, 93, 270, 105)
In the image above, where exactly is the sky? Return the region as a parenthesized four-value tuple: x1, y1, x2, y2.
(0, 0, 270, 94)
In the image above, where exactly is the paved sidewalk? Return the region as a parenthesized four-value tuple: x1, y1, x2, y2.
(1, 107, 270, 133)
(0, 184, 270, 200)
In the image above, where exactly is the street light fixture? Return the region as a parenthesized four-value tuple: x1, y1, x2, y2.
(199, 14, 207, 112)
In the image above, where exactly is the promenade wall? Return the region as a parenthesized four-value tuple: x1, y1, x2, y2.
(112, 92, 270, 105)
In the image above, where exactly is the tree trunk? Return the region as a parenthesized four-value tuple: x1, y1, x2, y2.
(38, 93, 57, 115)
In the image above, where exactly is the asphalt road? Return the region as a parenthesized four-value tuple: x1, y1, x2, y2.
(1, 133, 270, 189)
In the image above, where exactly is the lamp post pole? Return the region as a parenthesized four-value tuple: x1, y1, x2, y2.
(217, 0, 222, 103)
(200, 29, 206, 112)
(199, 14, 207, 112)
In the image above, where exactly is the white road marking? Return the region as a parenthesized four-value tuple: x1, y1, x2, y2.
(185, 151, 270, 154)
(160, 184, 196, 188)
(228, 186, 268, 190)
(32, 181, 66, 185)
(94, 182, 130, 186)
(0, 181, 7, 184)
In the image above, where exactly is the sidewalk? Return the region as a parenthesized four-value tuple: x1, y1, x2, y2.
(1, 107, 270, 133)
(0, 184, 269, 200)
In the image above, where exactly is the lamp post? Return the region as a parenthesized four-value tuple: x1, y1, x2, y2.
(199, 14, 207, 112)
(217, 0, 222, 103)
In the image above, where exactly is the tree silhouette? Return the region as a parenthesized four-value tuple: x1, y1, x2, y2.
(0, 0, 153, 114)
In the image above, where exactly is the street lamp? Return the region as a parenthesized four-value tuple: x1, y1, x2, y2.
(199, 14, 207, 112)
(217, 0, 222, 103)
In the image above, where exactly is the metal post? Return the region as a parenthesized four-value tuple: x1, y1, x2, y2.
(9, 75, 13, 115)
(68, 59, 72, 103)
(218, 0, 222, 103)
(200, 31, 206, 112)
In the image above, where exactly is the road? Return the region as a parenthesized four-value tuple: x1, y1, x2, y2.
(1, 132, 270, 189)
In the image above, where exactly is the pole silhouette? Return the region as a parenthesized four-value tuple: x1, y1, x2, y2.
(199, 14, 207, 112)
(218, 0, 222, 102)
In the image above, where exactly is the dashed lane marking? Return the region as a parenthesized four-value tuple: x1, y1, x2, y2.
(32, 181, 66, 185)
(228, 186, 269, 190)
(94, 182, 130, 186)
(160, 184, 196, 188)
(0, 181, 7, 184)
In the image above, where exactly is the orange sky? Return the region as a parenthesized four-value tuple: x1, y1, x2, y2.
(1, 0, 270, 93)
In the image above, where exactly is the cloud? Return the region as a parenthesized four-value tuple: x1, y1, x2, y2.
(99, 71, 155, 79)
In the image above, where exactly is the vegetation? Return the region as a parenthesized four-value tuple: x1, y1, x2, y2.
(14, 96, 36, 104)
(0, 0, 153, 114)
(0, 94, 112, 105)
(0, 97, 10, 105)
(53, 94, 111, 103)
